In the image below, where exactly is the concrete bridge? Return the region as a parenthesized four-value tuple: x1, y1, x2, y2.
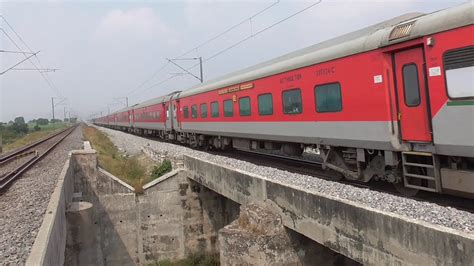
(184, 156, 473, 265)
(26, 143, 473, 265)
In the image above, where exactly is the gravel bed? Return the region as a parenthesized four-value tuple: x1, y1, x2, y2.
(96, 126, 474, 234)
(0, 125, 83, 265)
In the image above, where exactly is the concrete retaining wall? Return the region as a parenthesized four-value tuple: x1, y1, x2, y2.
(184, 155, 474, 266)
(74, 164, 240, 265)
(26, 149, 96, 265)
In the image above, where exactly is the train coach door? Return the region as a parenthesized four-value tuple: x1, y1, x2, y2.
(172, 101, 180, 130)
(394, 47, 432, 142)
(165, 102, 171, 130)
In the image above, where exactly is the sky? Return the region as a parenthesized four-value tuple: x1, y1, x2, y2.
(0, 0, 468, 122)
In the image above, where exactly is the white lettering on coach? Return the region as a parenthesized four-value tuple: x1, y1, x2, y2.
(429, 66, 441, 77)
(374, 75, 383, 84)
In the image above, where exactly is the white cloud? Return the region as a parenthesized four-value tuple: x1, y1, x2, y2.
(95, 7, 170, 40)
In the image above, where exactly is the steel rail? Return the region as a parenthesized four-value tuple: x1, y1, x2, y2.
(232, 150, 472, 212)
(0, 150, 36, 167)
(232, 149, 371, 189)
(0, 125, 77, 192)
(0, 125, 75, 163)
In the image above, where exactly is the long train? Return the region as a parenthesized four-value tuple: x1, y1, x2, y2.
(95, 3, 474, 197)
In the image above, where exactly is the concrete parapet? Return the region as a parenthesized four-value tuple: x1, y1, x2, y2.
(26, 147, 97, 266)
(26, 154, 73, 266)
(98, 167, 135, 193)
(142, 169, 181, 190)
(184, 155, 474, 266)
(83, 141, 93, 151)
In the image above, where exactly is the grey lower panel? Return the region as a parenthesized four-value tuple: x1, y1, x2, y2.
(436, 144, 474, 158)
(116, 122, 130, 127)
(441, 168, 474, 194)
(433, 105, 474, 157)
(180, 121, 398, 150)
(133, 122, 165, 130)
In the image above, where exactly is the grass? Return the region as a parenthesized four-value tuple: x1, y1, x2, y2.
(152, 254, 220, 266)
(2, 122, 69, 152)
(27, 122, 69, 131)
(151, 159, 172, 179)
(82, 126, 171, 192)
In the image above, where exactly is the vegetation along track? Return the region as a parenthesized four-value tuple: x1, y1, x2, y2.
(0, 124, 78, 192)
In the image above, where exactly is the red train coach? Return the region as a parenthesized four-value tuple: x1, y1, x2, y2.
(99, 3, 474, 197)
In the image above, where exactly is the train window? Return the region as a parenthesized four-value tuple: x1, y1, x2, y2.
(315, 83, 342, 113)
(283, 89, 302, 114)
(239, 97, 251, 116)
(258, 93, 273, 115)
(183, 107, 189, 118)
(211, 101, 219, 117)
(443, 46, 474, 98)
(402, 64, 421, 106)
(224, 100, 233, 117)
(191, 105, 197, 118)
(201, 103, 208, 118)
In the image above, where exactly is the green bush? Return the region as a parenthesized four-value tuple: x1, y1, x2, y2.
(151, 159, 172, 179)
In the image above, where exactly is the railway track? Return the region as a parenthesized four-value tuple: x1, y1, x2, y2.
(223, 149, 473, 213)
(97, 125, 473, 212)
(0, 125, 77, 192)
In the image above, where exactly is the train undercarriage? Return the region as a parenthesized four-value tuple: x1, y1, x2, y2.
(106, 124, 474, 198)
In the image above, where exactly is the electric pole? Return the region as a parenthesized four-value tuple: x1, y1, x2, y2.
(51, 97, 55, 121)
(113, 97, 129, 107)
(199, 57, 203, 83)
(51, 97, 66, 122)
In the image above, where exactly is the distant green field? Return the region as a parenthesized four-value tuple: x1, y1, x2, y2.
(2, 122, 70, 152)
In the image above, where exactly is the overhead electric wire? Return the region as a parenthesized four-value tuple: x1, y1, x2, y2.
(191, 0, 323, 68)
(126, 61, 170, 97)
(0, 16, 63, 97)
(175, 0, 280, 59)
(126, 0, 280, 97)
(0, 49, 36, 54)
(132, 0, 322, 98)
(0, 15, 41, 66)
(0, 51, 39, 75)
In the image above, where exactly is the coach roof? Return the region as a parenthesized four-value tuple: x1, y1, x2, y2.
(177, 2, 472, 99)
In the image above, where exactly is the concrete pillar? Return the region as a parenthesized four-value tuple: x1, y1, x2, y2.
(65, 201, 99, 266)
(218, 202, 300, 266)
(72, 150, 98, 201)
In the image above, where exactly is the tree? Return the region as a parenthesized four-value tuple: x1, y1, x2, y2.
(37, 118, 49, 125)
(14, 117, 26, 125)
(11, 117, 28, 134)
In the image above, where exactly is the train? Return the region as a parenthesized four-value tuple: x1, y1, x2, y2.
(94, 3, 474, 197)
